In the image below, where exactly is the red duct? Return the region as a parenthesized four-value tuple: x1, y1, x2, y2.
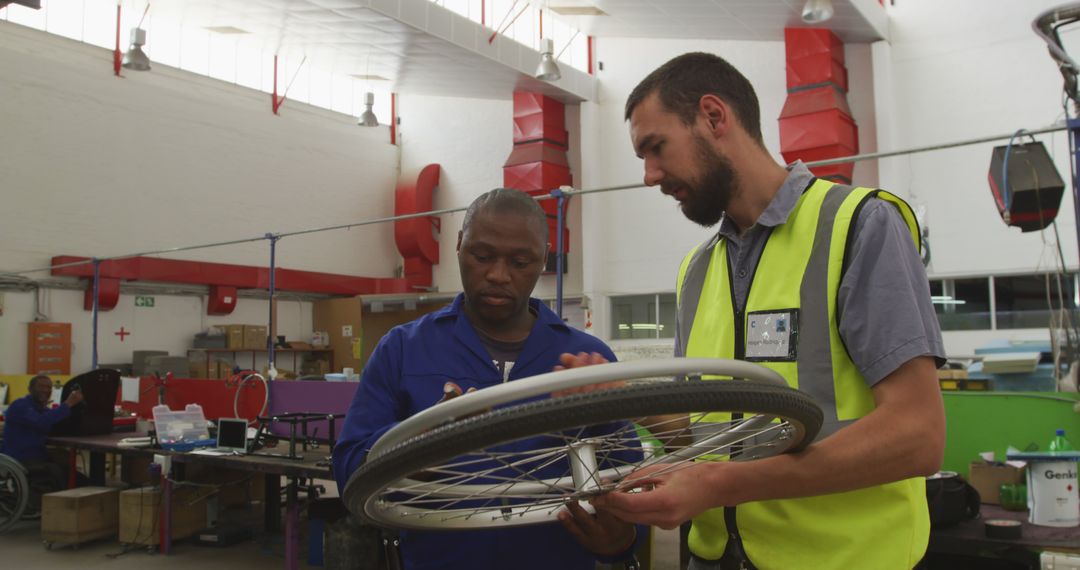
(778, 29, 858, 184)
(394, 164, 441, 290)
(84, 277, 120, 311)
(504, 92, 572, 270)
(207, 285, 238, 315)
(53, 255, 411, 312)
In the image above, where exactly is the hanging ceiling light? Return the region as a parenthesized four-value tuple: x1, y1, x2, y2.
(802, 0, 834, 23)
(121, 27, 151, 71)
(535, 38, 561, 81)
(358, 91, 379, 127)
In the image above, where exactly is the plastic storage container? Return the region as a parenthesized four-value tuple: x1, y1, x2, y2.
(151, 403, 213, 451)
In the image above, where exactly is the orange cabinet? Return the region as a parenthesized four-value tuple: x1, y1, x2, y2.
(27, 322, 72, 375)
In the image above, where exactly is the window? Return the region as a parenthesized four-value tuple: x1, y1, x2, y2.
(995, 273, 1077, 329)
(931, 277, 992, 331)
(2, 1, 393, 124)
(929, 273, 1077, 331)
(611, 294, 675, 340)
(430, 0, 589, 73)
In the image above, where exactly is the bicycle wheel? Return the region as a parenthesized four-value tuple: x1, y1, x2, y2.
(0, 454, 30, 533)
(343, 378, 822, 530)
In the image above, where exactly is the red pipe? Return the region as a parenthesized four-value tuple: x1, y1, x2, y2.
(51, 255, 411, 297)
(587, 36, 594, 75)
(481, 0, 485, 26)
(539, 9, 543, 40)
(113, 3, 121, 76)
(272, 55, 281, 115)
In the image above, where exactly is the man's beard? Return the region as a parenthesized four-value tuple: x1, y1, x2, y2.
(678, 136, 739, 228)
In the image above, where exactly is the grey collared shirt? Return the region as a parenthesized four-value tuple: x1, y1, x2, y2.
(686, 162, 944, 386)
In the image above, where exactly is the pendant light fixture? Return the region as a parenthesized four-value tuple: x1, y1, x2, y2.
(535, 37, 560, 81)
(358, 91, 379, 126)
(801, 0, 835, 24)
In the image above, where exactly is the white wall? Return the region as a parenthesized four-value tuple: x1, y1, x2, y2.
(877, 1, 1080, 356)
(0, 23, 400, 373)
(2, 288, 313, 374)
(7, 3, 1080, 368)
(579, 37, 879, 339)
(882, 1, 1079, 278)
(579, 8, 1080, 356)
(397, 93, 585, 301)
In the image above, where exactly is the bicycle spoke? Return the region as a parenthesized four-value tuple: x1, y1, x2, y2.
(346, 365, 823, 530)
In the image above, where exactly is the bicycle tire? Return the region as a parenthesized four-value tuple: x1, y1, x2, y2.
(0, 454, 30, 533)
(344, 380, 822, 530)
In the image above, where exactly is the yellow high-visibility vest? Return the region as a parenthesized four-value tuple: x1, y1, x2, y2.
(675, 178, 928, 570)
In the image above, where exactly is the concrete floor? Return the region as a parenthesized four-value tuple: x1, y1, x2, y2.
(1, 520, 682, 570)
(0, 518, 320, 570)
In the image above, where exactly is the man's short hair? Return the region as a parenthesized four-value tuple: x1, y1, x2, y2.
(461, 188, 549, 243)
(29, 374, 51, 389)
(624, 52, 764, 145)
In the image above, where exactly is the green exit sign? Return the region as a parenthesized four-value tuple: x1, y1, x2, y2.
(135, 296, 155, 307)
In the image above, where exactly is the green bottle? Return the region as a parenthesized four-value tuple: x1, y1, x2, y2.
(1049, 429, 1074, 453)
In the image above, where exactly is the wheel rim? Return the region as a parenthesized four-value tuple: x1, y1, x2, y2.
(345, 359, 822, 530)
(0, 455, 29, 533)
(365, 414, 797, 528)
(368, 358, 789, 457)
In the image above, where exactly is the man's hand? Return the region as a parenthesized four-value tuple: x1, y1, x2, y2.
(435, 381, 476, 405)
(591, 462, 731, 530)
(551, 352, 625, 397)
(64, 389, 84, 408)
(558, 500, 637, 556)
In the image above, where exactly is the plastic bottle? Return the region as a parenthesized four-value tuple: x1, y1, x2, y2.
(1048, 428, 1074, 453)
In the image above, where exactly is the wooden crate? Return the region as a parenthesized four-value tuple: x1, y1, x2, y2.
(41, 487, 119, 545)
(119, 486, 207, 545)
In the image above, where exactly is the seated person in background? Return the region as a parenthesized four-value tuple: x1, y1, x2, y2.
(333, 188, 643, 570)
(0, 375, 83, 491)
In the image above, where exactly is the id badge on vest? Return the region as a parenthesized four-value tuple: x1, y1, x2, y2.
(745, 309, 798, 362)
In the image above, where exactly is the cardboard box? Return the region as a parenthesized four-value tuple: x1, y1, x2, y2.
(189, 360, 210, 379)
(243, 325, 268, 350)
(119, 486, 207, 545)
(968, 461, 1025, 504)
(221, 325, 245, 349)
(214, 359, 235, 379)
(42, 486, 119, 545)
(313, 297, 364, 371)
(300, 357, 330, 376)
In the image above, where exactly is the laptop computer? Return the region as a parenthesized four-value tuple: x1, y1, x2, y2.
(215, 418, 249, 454)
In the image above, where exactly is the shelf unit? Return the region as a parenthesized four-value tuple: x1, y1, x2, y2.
(28, 322, 72, 375)
(186, 348, 333, 377)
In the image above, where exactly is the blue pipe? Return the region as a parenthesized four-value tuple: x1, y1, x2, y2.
(266, 233, 279, 374)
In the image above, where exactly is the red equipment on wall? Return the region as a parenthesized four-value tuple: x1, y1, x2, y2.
(779, 29, 858, 184)
(52, 255, 413, 313)
(504, 92, 572, 272)
(394, 164, 441, 290)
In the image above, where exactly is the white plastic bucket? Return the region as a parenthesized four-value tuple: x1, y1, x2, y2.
(1027, 460, 1079, 527)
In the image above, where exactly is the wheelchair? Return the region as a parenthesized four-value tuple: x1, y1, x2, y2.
(0, 453, 31, 532)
